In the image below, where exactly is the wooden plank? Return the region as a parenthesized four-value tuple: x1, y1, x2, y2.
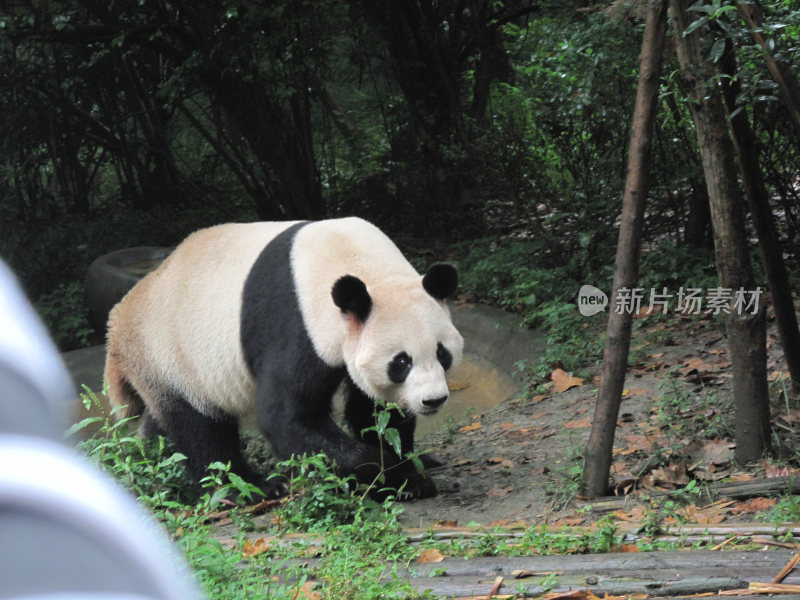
(586, 477, 800, 511)
(232, 537, 800, 598)
(403, 550, 800, 598)
(408, 574, 747, 598)
(408, 550, 800, 577)
(405, 523, 800, 545)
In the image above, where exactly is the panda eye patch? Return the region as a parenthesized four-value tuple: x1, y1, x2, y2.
(436, 343, 453, 371)
(388, 352, 412, 383)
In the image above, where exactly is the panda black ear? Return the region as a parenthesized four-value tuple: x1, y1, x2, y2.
(332, 275, 372, 323)
(422, 263, 459, 300)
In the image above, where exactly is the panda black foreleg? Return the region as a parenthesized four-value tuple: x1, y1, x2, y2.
(343, 382, 416, 459)
(154, 390, 279, 498)
(257, 379, 436, 500)
(342, 383, 437, 499)
(344, 383, 443, 471)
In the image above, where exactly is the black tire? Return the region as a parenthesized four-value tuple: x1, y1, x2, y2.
(84, 247, 172, 333)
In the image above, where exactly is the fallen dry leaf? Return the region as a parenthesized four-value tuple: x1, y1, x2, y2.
(543, 590, 591, 600)
(448, 382, 471, 391)
(769, 370, 791, 382)
(564, 417, 592, 429)
(642, 462, 689, 490)
(488, 456, 514, 468)
(677, 504, 726, 525)
(458, 421, 483, 433)
(620, 433, 654, 454)
(622, 387, 649, 397)
(242, 537, 269, 557)
(417, 548, 445, 564)
(435, 519, 459, 527)
(611, 505, 649, 522)
(693, 466, 731, 481)
(453, 594, 517, 600)
(679, 356, 731, 377)
(552, 516, 585, 527)
(292, 581, 321, 600)
(681, 438, 734, 466)
(489, 519, 528, 528)
(765, 463, 796, 478)
(551, 368, 584, 393)
(729, 497, 777, 514)
(504, 426, 533, 440)
(487, 486, 514, 498)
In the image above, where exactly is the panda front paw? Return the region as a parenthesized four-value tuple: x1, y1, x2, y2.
(375, 472, 437, 502)
(400, 473, 438, 500)
(419, 453, 444, 469)
(253, 474, 289, 501)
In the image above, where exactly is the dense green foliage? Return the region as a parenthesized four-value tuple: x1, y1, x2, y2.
(1, 1, 799, 370)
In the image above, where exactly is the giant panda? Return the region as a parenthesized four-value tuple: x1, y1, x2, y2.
(103, 217, 463, 500)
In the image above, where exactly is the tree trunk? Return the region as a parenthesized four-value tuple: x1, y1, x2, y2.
(719, 42, 800, 392)
(582, 0, 668, 498)
(670, 0, 770, 463)
(212, 76, 326, 220)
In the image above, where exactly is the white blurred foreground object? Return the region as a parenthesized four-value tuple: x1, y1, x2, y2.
(0, 260, 203, 600)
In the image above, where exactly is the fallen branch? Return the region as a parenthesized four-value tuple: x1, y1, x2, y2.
(586, 476, 800, 511)
(772, 553, 800, 584)
(721, 581, 800, 595)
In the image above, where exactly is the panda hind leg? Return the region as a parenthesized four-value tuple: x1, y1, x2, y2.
(104, 364, 163, 439)
(155, 390, 284, 500)
(104, 355, 145, 420)
(138, 408, 165, 438)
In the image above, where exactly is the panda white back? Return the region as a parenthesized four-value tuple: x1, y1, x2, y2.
(106, 221, 301, 418)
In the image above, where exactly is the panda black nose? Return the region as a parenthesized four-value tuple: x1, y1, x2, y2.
(422, 396, 448, 409)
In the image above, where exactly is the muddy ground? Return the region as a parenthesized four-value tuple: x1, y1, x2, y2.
(395, 307, 795, 529)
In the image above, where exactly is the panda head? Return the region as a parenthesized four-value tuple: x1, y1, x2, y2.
(332, 264, 464, 416)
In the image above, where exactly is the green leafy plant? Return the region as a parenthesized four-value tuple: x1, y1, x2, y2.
(274, 452, 361, 530)
(34, 281, 94, 351)
(70, 385, 195, 507)
(546, 438, 586, 511)
(655, 374, 733, 440)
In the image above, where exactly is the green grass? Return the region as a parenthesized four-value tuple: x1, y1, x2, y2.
(71, 386, 437, 599)
(70, 385, 800, 599)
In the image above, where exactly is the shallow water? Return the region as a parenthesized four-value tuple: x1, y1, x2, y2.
(121, 259, 164, 276)
(416, 354, 517, 436)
